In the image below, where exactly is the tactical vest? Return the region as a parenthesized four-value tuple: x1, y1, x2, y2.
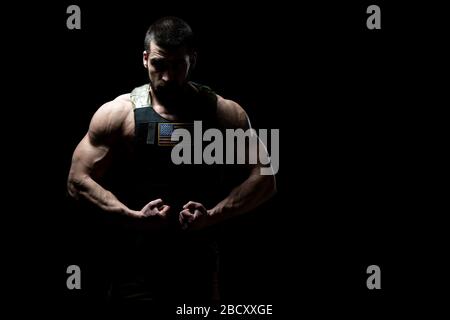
(108, 82, 225, 220)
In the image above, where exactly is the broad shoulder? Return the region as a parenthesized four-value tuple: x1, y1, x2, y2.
(216, 94, 250, 129)
(89, 93, 134, 144)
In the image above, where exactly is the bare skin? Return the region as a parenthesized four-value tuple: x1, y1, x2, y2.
(67, 41, 276, 231)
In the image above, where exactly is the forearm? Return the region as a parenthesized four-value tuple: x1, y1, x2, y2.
(68, 174, 138, 218)
(208, 168, 276, 223)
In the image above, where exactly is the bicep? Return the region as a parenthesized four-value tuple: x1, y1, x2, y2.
(217, 97, 261, 172)
(70, 100, 127, 179)
(69, 133, 112, 180)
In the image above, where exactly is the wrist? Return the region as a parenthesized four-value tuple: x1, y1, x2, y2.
(119, 205, 140, 218)
(206, 206, 223, 225)
(207, 207, 218, 218)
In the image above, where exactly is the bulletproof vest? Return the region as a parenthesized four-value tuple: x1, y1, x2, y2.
(110, 83, 225, 216)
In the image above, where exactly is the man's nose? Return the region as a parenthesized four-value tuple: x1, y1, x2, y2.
(161, 70, 173, 82)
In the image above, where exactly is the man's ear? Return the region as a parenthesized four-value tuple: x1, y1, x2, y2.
(143, 51, 149, 68)
(189, 52, 197, 72)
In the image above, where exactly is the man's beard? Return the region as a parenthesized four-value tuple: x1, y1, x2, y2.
(150, 81, 186, 107)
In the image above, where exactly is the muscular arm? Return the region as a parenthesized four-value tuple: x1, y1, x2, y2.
(206, 96, 277, 224)
(67, 98, 140, 218)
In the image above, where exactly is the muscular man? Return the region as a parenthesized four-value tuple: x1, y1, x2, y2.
(67, 16, 276, 302)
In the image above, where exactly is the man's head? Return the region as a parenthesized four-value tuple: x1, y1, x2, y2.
(143, 17, 196, 102)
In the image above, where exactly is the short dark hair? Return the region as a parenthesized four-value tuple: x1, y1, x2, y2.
(144, 16, 195, 53)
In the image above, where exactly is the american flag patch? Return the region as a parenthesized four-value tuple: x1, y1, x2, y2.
(158, 123, 193, 146)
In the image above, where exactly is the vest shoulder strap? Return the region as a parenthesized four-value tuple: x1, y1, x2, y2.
(130, 83, 151, 109)
(189, 82, 218, 120)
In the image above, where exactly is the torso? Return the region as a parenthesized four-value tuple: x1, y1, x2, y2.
(104, 89, 230, 211)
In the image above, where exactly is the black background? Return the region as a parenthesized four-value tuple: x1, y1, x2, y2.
(7, 0, 447, 317)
